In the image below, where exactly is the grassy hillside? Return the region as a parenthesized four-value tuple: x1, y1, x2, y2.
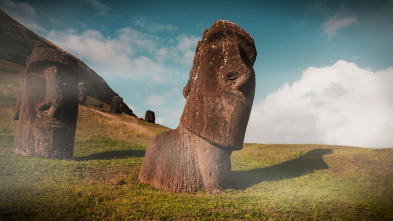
(1, 59, 393, 220)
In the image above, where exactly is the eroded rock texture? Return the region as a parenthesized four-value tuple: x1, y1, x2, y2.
(139, 20, 257, 192)
(14, 44, 80, 159)
(109, 96, 137, 117)
(109, 96, 123, 114)
(145, 110, 155, 124)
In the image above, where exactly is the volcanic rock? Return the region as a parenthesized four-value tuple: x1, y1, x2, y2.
(110, 96, 123, 114)
(145, 110, 155, 124)
(139, 20, 257, 192)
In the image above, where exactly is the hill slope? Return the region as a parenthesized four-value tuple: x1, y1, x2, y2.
(0, 9, 132, 110)
(1, 58, 393, 220)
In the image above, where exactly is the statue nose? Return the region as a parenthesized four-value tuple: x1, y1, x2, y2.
(37, 96, 64, 119)
(223, 53, 255, 96)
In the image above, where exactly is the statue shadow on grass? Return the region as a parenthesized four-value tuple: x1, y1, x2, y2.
(73, 150, 146, 161)
(231, 149, 333, 189)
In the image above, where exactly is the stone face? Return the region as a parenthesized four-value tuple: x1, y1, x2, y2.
(145, 110, 155, 124)
(109, 96, 123, 114)
(139, 20, 257, 192)
(14, 44, 79, 159)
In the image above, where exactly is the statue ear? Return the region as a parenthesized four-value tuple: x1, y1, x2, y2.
(183, 80, 191, 98)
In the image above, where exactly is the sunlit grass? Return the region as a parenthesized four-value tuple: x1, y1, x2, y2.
(1, 59, 393, 220)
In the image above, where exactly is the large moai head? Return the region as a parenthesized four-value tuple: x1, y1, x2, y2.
(180, 20, 257, 150)
(14, 43, 79, 158)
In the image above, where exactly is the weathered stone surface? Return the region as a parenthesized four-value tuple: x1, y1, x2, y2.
(14, 44, 80, 159)
(110, 96, 123, 114)
(121, 103, 137, 117)
(139, 20, 257, 192)
(108, 95, 137, 117)
(78, 82, 88, 105)
(145, 110, 155, 124)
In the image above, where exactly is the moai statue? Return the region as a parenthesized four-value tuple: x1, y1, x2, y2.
(109, 96, 123, 114)
(145, 110, 155, 124)
(139, 20, 257, 193)
(14, 44, 79, 159)
(78, 82, 88, 105)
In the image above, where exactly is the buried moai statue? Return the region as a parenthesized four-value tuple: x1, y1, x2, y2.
(145, 110, 155, 124)
(139, 20, 257, 192)
(109, 96, 123, 114)
(14, 44, 80, 159)
(109, 95, 137, 117)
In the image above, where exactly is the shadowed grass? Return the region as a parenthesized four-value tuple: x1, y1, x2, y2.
(1, 59, 393, 220)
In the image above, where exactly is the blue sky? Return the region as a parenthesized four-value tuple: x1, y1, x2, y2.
(1, 0, 393, 147)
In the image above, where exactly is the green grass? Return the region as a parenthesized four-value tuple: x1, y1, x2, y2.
(1, 59, 393, 220)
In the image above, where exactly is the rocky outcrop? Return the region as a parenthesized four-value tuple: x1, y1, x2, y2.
(0, 9, 135, 114)
(145, 110, 155, 124)
(139, 20, 257, 192)
(14, 44, 80, 158)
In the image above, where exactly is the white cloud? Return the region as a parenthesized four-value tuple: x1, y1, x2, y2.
(156, 117, 165, 125)
(176, 35, 199, 64)
(46, 28, 198, 83)
(0, 0, 46, 33)
(84, 0, 111, 15)
(125, 103, 135, 112)
(246, 60, 393, 148)
(322, 13, 357, 38)
(46, 28, 169, 82)
(147, 95, 166, 107)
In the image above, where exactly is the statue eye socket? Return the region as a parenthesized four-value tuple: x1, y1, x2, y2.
(225, 72, 239, 86)
(38, 102, 52, 113)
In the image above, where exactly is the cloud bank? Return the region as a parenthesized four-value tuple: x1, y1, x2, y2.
(246, 60, 393, 148)
(46, 28, 198, 83)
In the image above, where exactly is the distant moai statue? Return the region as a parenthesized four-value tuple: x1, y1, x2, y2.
(14, 44, 80, 159)
(98, 102, 104, 108)
(145, 110, 155, 124)
(109, 96, 123, 114)
(139, 20, 257, 192)
(78, 82, 88, 105)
